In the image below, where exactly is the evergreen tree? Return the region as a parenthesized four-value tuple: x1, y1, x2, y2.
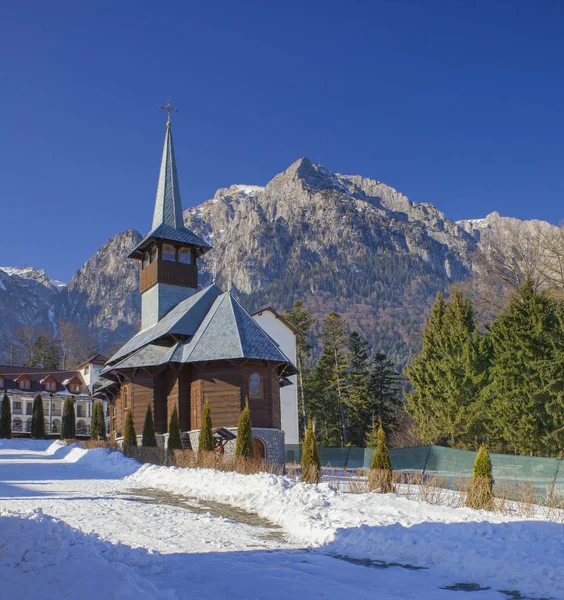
(369, 352, 403, 433)
(308, 312, 349, 446)
(284, 301, 316, 438)
(0, 392, 11, 439)
(235, 400, 254, 458)
(123, 408, 137, 446)
(465, 446, 494, 510)
(90, 401, 106, 441)
(406, 291, 489, 447)
(369, 418, 394, 492)
(198, 398, 214, 453)
(345, 332, 371, 446)
(301, 421, 321, 483)
(26, 333, 61, 369)
(61, 398, 76, 439)
(31, 394, 45, 439)
(141, 405, 157, 447)
(484, 281, 564, 456)
(167, 406, 183, 450)
(365, 415, 379, 449)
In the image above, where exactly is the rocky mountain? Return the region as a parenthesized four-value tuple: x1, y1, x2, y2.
(0, 158, 558, 366)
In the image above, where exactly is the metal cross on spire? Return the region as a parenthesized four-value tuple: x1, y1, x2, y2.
(160, 98, 178, 124)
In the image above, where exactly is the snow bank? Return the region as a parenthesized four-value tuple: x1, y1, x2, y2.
(0, 509, 166, 600)
(64, 447, 140, 477)
(126, 465, 564, 597)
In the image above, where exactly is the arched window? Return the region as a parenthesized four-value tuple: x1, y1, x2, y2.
(249, 373, 262, 399)
(178, 248, 192, 264)
(122, 385, 129, 410)
(162, 244, 176, 262)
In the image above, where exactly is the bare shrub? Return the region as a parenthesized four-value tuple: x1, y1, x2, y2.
(78, 439, 118, 450)
(168, 449, 282, 475)
(368, 468, 395, 493)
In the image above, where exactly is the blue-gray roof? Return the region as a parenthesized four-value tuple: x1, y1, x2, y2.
(104, 287, 298, 376)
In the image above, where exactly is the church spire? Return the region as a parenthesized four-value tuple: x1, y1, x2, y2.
(152, 100, 184, 231)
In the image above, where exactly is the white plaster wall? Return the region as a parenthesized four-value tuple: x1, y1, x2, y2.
(252, 311, 299, 444)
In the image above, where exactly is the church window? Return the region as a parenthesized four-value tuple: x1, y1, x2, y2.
(143, 252, 150, 268)
(150, 245, 158, 263)
(0, 376, 4, 388)
(178, 247, 192, 264)
(162, 244, 176, 262)
(249, 373, 262, 399)
(122, 385, 129, 410)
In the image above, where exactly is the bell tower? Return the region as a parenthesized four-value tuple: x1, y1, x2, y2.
(128, 100, 212, 330)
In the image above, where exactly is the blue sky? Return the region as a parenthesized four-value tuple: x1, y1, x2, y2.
(1, 0, 563, 281)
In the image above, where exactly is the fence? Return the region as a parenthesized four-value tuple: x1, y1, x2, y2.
(285, 444, 564, 491)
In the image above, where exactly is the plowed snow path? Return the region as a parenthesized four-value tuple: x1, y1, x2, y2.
(0, 442, 534, 599)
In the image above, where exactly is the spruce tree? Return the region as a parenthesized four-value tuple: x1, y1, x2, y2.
(235, 400, 254, 458)
(369, 352, 402, 432)
(484, 280, 564, 455)
(31, 394, 45, 439)
(465, 446, 494, 510)
(198, 398, 214, 453)
(0, 392, 12, 439)
(142, 405, 157, 447)
(301, 421, 321, 484)
(369, 417, 394, 492)
(123, 408, 137, 446)
(167, 406, 183, 450)
(61, 398, 76, 439)
(345, 332, 371, 446)
(90, 401, 106, 441)
(365, 415, 379, 449)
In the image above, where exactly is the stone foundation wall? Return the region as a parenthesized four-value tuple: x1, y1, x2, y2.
(188, 427, 285, 465)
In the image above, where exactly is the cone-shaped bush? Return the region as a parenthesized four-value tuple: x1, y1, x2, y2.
(301, 421, 321, 483)
(31, 394, 45, 439)
(199, 398, 214, 453)
(167, 406, 183, 450)
(466, 445, 494, 510)
(369, 417, 394, 493)
(142, 405, 157, 447)
(235, 400, 254, 459)
(123, 408, 137, 446)
(0, 392, 11, 439)
(90, 401, 106, 441)
(61, 398, 76, 439)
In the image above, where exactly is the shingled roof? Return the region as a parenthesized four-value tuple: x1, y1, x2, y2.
(104, 286, 298, 376)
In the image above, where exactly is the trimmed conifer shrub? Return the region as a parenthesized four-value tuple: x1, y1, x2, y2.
(235, 399, 254, 459)
(301, 421, 321, 484)
(142, 405, 157, 447)
(123, 408, 137, 446)
(61, 398, 76, 439)
(90, 401, 106, 441)
(0, 392, 11, 439)
(466, 445, 495, 510)
(368, 417, 394, 493)
(31, 394, 45, 439)
(167, 406, 183, 450)
(198, 398, 214, 453)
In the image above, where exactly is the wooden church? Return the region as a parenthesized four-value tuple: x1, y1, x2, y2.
(102, 104, 297, 463)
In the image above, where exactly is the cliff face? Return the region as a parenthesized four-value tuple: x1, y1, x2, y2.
(0, 158, 558, 365)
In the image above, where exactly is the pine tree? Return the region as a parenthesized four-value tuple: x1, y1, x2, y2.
(369, 417, 394, 492)
(465, 446, 494, 510)
(369, 352, 402, 432)
(167, 406, 182, 450)
(26, 333, 61, 369)
(90, 401, 106, 441)
(123, 408, 137, 446)
(0, 392, 11, 439)
(31, 394, 45, 439)
(61, 397, 76, 439)
(141, 405, 157, 447)
(235, 400, 254, 458)
(406, 291, 489, 447)
(365, 415, 379, 448)
(301, 421, 321, 483)
(198, 398, 214, 453)
(484, 281, 564, 456)
(345, 332, 371, 446)
(284, 300, 316, 438)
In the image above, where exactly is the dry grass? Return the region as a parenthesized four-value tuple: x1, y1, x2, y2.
(121, 445, 167, 465)
(79, 439, 119, 450)
(168, 449, 283, 475)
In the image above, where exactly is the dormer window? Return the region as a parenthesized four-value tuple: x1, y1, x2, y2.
(178, 248, 192, 265)
(70, 383, 80, 394)
(45, 381, 56, 392)
(162, 244, 176, 262)
(18, 377, 31, 391)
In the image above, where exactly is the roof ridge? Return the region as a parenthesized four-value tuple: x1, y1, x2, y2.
(226, 293, 244, 357)
(183, 292, 228, 360)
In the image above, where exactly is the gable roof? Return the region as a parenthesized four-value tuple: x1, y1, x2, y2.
(104, 289, 298, 376)
(74, 354, 109, 370)
(251, 306, 302, 339)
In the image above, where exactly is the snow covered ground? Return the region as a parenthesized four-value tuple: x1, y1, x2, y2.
(0, 441, 562, 599)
